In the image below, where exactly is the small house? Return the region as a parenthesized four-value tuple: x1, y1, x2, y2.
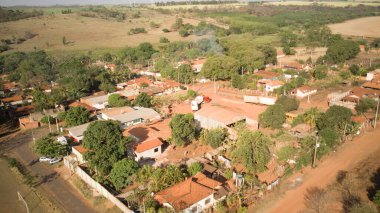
(265, 80, 284, 92)
(154, 172, 225, 213)
(71, 145, 88, 164)
(80, 92, 109, 110)
(256, 159, 285, 190)
(134, 138, 163, 161)
(292, 86, 317, 98)
(66, 122, 91, 142)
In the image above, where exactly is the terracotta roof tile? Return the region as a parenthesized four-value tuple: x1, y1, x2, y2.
(154, 172, 222, 211)
(135, 138, 163, 153)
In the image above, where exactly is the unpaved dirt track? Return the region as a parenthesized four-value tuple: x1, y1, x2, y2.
(259, 126, 380, 213)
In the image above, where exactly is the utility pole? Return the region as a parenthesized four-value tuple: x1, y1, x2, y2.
(312, 134, 319, 168)
(375, 96, 380, 128)
(17, 192, 29, 213)
(48, 115, 52, 133)
(55, 117, 59, 132)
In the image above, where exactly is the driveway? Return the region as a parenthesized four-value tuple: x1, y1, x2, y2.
(1, 128, 96, 213)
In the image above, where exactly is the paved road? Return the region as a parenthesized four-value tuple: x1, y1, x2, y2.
(1, 128, 96, 213)
(258, 126, 380, 213)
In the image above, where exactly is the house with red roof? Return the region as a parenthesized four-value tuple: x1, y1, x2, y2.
(292, 86, 317, 98)
(134, 138, 163, 161)
(154, 172, 227, 212)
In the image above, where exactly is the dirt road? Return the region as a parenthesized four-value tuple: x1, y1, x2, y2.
(257, 126, 380, 213)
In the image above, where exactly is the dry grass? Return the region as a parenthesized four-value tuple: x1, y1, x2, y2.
(265, 1, 380, 7)
(0, 9, 208, 54)
(149, 3, 247, 10)
(328, 16, 380, 38)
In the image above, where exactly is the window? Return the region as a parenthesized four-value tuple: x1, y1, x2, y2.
(205, 198, 210, 205)
(191, 206, 197, 213)
(154, 148, 159, 153)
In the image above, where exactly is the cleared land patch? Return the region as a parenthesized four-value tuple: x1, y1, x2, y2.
(328, 16, 380, 38)
(265, 1, 380, 7)
(0, 10, 207, 53)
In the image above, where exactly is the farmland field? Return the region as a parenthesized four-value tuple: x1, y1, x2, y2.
(149, 3, 247, 10)
(0, 9, 208, 54)
(265, 1, 380, 7)
(328, 16, 380, 37)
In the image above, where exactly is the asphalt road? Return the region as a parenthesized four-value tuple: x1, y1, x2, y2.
(1, 128, 96, 213)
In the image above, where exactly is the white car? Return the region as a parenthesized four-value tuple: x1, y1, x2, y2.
(49, 158, 62, 165)
(39, 156, 52, 162)
(57, 136, 68, 145)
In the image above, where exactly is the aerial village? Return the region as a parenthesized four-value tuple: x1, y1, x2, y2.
(2, 44, 380, 212)
(1, 2, 380, 213)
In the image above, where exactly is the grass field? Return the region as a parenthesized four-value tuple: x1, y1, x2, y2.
(149, 3, 247, 10)
(0, 9, 208, 55)
(328, 16, 380, 37)
(265, 1, 380, 7)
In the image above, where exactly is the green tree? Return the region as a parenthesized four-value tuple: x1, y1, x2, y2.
(172, 18, 183, 31)
(150, 165, 186, 192)
(233, 130, 271, 173)
(109, 158, 139, 190)
(201, 55, 240, 80)
(349, 64, 361, 76)
(40, 115, 54, 124)
(280, 30, 298, 47)
(231, 73, 245, 89)
(275, 96, 299, 112)
(303, 107, 323, 129)
(33, 89, 53, 111)
(355, 98, 376, 114)
(134, 92, 152, 108)
(64, 107, 90, 127)
(83, 121, 129, 176)
(35, 136, 68, 158)
(319, 128, 339, 149)
(370, 38, 380, 49)
(313, 65, 328, 80)
(188, 162, 203, 176)
(317, 105, 352, 131)
(108, 94, 129, 107)
(259, 104, 286, 129)
(200, 128, 227, 149)
(187, 89, 197, 99)
(169, 113, 196, 146)
(177, 64, 194, 84)
(159, 37, 169, 43)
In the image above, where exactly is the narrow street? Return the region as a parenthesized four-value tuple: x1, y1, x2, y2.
(1, 127, 96, 213)
(255, 126, 380, 213)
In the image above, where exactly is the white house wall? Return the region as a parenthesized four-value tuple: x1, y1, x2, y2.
(135, 146, 162, 161)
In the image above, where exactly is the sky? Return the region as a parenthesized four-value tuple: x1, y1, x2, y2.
(0, 0, 158, 7)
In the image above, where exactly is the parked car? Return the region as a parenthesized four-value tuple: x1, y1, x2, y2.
(49, 158, 62, 165)
(57, 136, 68, 145)
(39, 156, 52, 162)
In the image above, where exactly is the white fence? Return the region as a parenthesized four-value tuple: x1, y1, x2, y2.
(64, 157, 133, 213)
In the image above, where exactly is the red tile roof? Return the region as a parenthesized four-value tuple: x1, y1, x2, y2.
(257, 159, 284, 184)
(69, 102, 97, 112)
(154, 172, 222, 211)
(296, 86, 317, 93)
(255, 71, 280, 79)
(135, 138, 163, 153)
(73, 145, 88, 154)
(1, 95, 23, 103)
(127, 77, 152, 87)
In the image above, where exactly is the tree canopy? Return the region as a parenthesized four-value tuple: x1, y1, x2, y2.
(355, 98, 377, 114)
(200, 128, 227, 149)
(108, 94, 129, 107)
(63, 106, 90, 127)
(134, 92, 152, 108)
(233, 130, 271, 173)
(35, 136, 68, 158)
(317, 105, 352, 131)
(169, 113, 196, 146)
(187, 162, 203, 176)
(83, 121, 130, 176)
(201, 55, 240, 80)
(109, 158, 139, 190)
(275, 96, 299, 112)
(259, 104, 286, 129)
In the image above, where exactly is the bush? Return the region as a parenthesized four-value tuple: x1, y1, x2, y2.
(224, 169, 233, 179)
(349, 64, 361, 76)
(277, 146, 298, 162)
(188, 162, 203, 176)
(162, 28, 170, 33)
(129, 28, 147, 35)
(259, 104, 286, 129)
(200, 128, 227, 149)
(150, 21, 160, 28)
(179, 28, 190, 37)
(187, 89, 197, 98)
(40, 115, 54, 124)
(159, 37, 169, 43)
(275, 96, 299, 112)
(108, 94, 129, 107)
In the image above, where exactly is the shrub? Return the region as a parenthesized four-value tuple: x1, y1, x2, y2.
(40, 115, 54, 124)
(159, 37, 169, 43)
(162, 28, 170, 33)
(188, 162, 203, 176)
(187, 89, 197, 98)
(275, 96, 299, 112)
(129, 28, 147, 35)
